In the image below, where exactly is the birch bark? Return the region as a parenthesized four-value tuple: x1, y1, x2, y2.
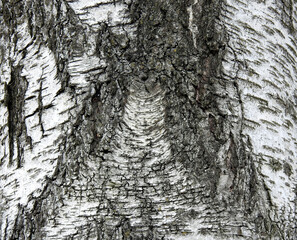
(0, 0, 296, 239)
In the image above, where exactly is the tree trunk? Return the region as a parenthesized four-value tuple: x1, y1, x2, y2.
(0, 0, 296, 239)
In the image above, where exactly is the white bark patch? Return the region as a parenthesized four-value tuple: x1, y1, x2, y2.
(223, 0, 297, 226)
(114, 82, 170, 165)
(0, 43, 74, 238)
(187, 0, 198, 48)
(65, 0, 129, 29)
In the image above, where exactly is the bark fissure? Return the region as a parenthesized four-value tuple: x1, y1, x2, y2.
(6, 65, 28, 168)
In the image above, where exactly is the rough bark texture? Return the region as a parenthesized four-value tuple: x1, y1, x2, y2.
(0, 0, 296, 239)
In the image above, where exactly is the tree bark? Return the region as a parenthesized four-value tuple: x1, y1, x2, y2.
(0, 0, 296, 239)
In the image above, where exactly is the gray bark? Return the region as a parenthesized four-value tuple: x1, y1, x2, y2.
(0, 0, 296, 239)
